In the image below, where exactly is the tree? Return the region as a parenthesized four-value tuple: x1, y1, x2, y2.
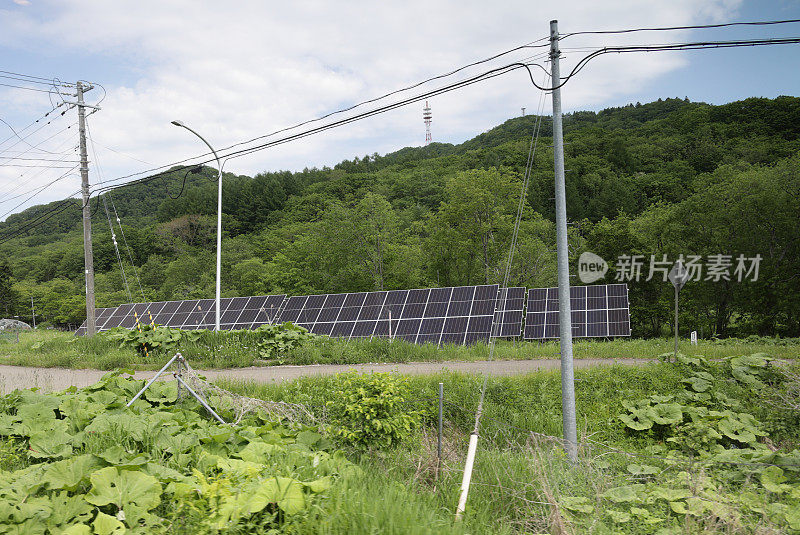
(0, 260, 17, 317)
(427, 168, 519, 285)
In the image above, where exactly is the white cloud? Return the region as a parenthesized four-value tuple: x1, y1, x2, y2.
(0, 0, 743, 218)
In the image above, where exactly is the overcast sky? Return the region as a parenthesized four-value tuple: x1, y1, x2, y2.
(1, 0, 799, 221)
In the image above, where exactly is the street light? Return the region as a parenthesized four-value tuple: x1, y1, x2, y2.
(171, 120, 223, 331)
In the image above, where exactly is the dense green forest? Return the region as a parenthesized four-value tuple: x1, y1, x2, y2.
(0, 96, 798, 337)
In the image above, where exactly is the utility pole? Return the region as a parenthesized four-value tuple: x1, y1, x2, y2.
(31, 296, 35, 329)
(550, 20, 578, 462)
(77, 81, 96, 335)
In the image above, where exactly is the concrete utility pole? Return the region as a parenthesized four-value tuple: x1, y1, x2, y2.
(550, 20, 578, 462)
(77, 81, 96, 335)
(31, 296, 35, 329)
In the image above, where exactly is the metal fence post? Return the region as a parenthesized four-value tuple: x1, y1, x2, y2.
(438, 382, 444, 478)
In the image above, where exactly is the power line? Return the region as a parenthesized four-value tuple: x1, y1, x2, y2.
(0, 121, 79, 167)
(0, 102, 68, 149)
(86, 43, 552, 189)
(0, 73, 67, 87)
(0, 59, 541, 243)
(0, 137, 79, 201)
(0, 164, 80, 220)
(0, 70, 76, 85)
(0, 82, 59, 94)
(535, 36, 800, 92)
(0, 164, 78, 168)
(0, 156, 80, 162)
(81, 59, 545, 196)
(561, 18, 800, 39)
(3, 32, 799, 242)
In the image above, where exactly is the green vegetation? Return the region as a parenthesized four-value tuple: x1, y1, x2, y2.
(2, 350, 800, 532)
(221, 355, 800, 533)
(1, 328, 798, 369)
(1, 97, 798, 337)
(324, 372, 421, 450)
(0, 369, 362, 533)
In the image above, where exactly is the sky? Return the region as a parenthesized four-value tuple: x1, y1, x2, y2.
(0, 0, 798, 221)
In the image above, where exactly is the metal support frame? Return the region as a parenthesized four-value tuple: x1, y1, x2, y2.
(126, 353, 227, 424)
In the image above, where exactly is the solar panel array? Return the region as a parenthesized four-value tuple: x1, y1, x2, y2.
(280, 285, 500, 345)
(524, 283, 631, 339)
(75, 295, 285, 336)
(76, 283, 630, 343)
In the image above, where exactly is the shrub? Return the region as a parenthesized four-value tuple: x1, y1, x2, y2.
(325, 372, 421, 451)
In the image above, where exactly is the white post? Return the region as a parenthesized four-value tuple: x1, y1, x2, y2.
(455, 433, 479, 520)
(171, 121, 223, 331)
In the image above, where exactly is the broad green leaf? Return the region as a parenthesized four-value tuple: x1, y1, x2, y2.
(96, 446, 148, 467)
(17, 399, 59, 422)
(560, 496, 594, 513)
(248, 476, 306, 515)
(606, 509, 630, 523)
(627, 464, 659, 475)
(143, 381, 177, 404)
(651, 403, 683, 425)
(236, 440, 281, 462)
(28, 429, 72, 459)
(58, 525, 92, 535)
(601, 485, 645, 503)
(92, 511, 125, 535)
(142, 462, 188, 484)
(669, 501, 688, 514)
(85, 467, 162, 511)
(87, 390, 122, 407)
(84, 413, 147, 442)
(42, 454, 101, 491)
(682, 376, 712, 392)
(651, 487, 692, 501)
(785, 504, 800, 530)
(619, 413, 653, 431)
(296, 430, 323, 447)
(629, 506, 664, 524)
(305, 476, 333, 493)
(45, 491, 93, 528)
(760, 465, 789, 494)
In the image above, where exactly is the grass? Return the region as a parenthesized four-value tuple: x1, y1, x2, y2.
(0, 328, 798, 370)
(218, 361, 800, 533)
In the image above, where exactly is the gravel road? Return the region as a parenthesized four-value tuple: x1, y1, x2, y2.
(0, 358, 654, 393)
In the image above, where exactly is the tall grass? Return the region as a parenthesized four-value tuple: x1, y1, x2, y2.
(219, 362, 800, 533)
(1, 328, 797, 370)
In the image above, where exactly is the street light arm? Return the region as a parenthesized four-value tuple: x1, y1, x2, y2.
(171, 120, 223, 332)
(172, 122, 222, 174)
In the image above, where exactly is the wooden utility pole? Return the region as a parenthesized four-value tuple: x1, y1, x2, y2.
(77, 81, 96, 335)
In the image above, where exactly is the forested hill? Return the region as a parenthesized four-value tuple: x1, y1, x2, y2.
(1, 96, 798, 338)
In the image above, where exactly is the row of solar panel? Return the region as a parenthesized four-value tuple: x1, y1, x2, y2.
(280, 285, 514, 346)
(75, 295, 285, 335)
(76, 283, 630, 344)
(525, 284, 630, 339)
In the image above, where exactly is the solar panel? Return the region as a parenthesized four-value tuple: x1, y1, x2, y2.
(277, 285, 500, 346)
(492, 287, 526, 338)
(75, 295, 288, 334)
(76, 285, 631, 343)
(523, 283, 630, 339)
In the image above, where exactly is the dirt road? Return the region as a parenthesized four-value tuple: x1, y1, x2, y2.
(0, 358, 654, 393)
